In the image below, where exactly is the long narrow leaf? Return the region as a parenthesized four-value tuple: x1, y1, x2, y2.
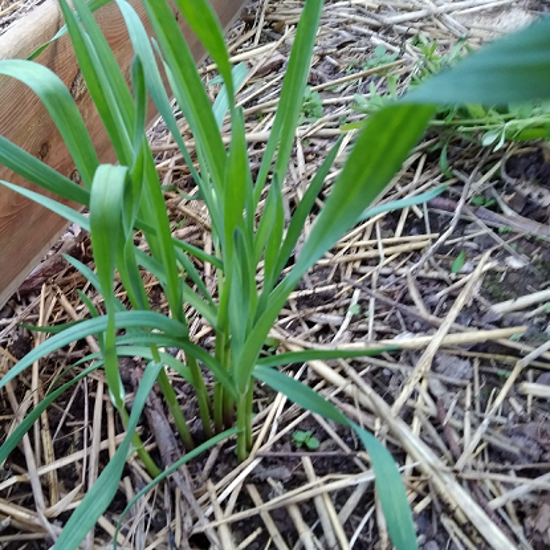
(406, 16, 550, 105)
(357, 185, 446, 222)
(141, 0, 226, 188)
(257, 346, 397, 367)
(52, 361, 163, 550)
(254, 365, 418, 550)
(0, 136, 89, 204)
(89, 165, 127, 407)
(27, 0, 114, 60)
(172, 0, 235, 100)
(273, 137, 342, 278)
(254, 0, 324, 200)
(58, 0, 132, 164)
(213, 63, 248, 128)
(0, 181, 90, 230)
(0, 60, 99, 189)
(0, 311, 188, 391)
(115, 0, 202, 189)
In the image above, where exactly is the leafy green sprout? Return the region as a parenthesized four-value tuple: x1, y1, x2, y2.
(351, 35, 550, 151)
(450, 250, 466, 274)
(498, 226, 513, 234)
(292, 429, 320, 450)
(471, 195, 496, 207)
(300, 85, 323, 122)
(363, 44, 399, 71)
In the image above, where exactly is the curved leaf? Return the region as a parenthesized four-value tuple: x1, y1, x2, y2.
(0, 311, 188, 391)
(52, 361, 163, 550)
(254, 365, 418, 550)
(406, 16, 550, 105)
(0, 60, 98, 189)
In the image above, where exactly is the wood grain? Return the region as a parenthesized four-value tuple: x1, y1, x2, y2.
(0, 0, 247, 307)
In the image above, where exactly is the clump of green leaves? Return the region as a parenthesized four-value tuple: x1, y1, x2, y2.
(363, 44, 399, 71)
(412, 35, 470, 80)
(351, 35, 550, 151)
(300, 84, 323, 122)
(292, 429, 320, 450)
(0, 0, 430, 548)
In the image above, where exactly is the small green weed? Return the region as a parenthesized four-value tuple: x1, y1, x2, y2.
(350, 35, 550, 152)
(363, 44, 399, 71)
(451, 250, 466, 274)
(292, 429, 320, 450)
(471, 195, 496, 207)
(300, 85, 323, 122)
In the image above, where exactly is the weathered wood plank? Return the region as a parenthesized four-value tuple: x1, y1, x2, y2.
(0, 0, 247, 307)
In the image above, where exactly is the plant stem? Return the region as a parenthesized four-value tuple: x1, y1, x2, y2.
(156, 367, 196, 448)
(235, 383, 254, 461)
(213, 324, 231, 432)
(186, 353, 213, 439)
(119, 407, 161, 478)
(236, 391, 249, 462)
(213, 382, 224, 434)
(223, 382, 235, 429)
(244, 383, 254, 451)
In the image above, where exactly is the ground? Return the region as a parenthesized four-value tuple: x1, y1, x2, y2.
(1, 0, 550, 549)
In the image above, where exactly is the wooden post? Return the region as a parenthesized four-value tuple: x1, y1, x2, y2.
(0, 0, 247, 307)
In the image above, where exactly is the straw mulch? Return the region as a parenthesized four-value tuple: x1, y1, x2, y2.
(2, 0, 550, 549)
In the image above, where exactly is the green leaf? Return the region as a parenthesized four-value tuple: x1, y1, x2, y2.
(172, 238, 223, 270)
(59, 0, 133, 164)
(172, 0, 235, 100)
(27, 0, 113, 60)
(357, 185, 446, 222)
(64, 255, 127, 313)
(80, 346, 193, 384)
(112, 426, 240, 549)
(262, 175, 285, 297)
(255, 0, 324, 200)
(0, 311, 188, 392)
(89, 165, 127, 408)
(0, 181, 90, 230)
(0, 136, 89, 204)
(115, 0, 202, 189)
(257, 346, 396, 368)
(273, 137, 342, 278)
(254, 365, 418, 550)
(451, 250, 466, 274)
(52, 361, 163, 550)
(112, 333, 237, 399)
(173, 247, 214, 304)
(223, 107, 249, 259)
(214, 63, 248, 127)
(141, 0, 226, 189)
(0, 60, 99, 189)
(405, 16, 550, 105)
